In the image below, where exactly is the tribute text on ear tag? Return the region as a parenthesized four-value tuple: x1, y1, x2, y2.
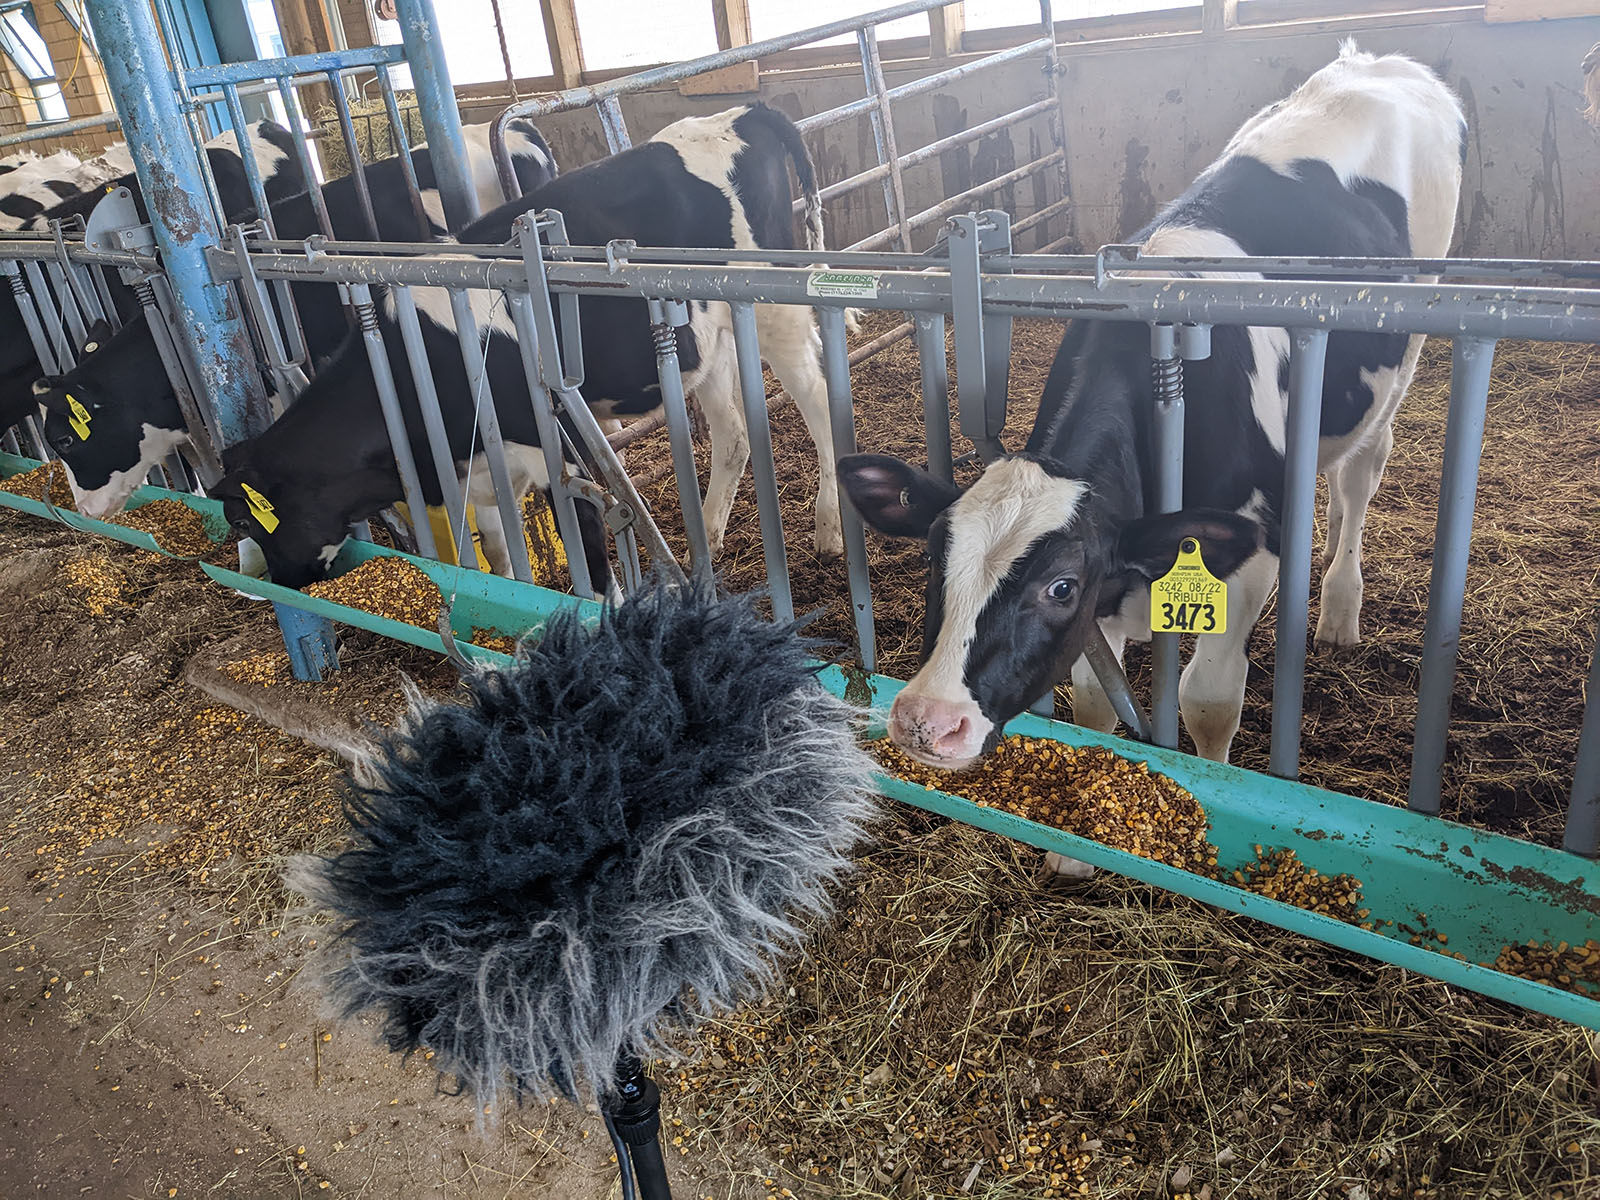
(241, 483, 280, 533)
(1150, 538, 1227, 635)
(66, 393, 91, 440)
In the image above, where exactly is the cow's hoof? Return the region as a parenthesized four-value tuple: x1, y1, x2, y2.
(815, 531, 845, 560)
(1314, 617, 1361, 648)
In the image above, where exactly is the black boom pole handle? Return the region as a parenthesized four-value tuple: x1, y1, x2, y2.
(607, 1055, 672, 1200)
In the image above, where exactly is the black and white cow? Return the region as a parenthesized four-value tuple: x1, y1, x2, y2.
(31, 130, 559, 516)
(0, 149, 125, 230)
(839, 42, 1465, 773)
(211, 102, 843, 590)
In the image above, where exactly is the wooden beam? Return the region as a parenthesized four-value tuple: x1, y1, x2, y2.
(273, 0, 336, 124)
(712, 0, 752, 51)
(542, 0, 587, 90)
(1201, 0, 1239, 34)
(1486, 0, 1600, 19)
(929, 1, 966, 59)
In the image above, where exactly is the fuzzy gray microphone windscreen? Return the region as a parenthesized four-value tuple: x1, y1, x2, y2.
(288, 581, 879, 1107)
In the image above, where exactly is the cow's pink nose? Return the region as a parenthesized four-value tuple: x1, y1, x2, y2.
(888, 693, 987, 767)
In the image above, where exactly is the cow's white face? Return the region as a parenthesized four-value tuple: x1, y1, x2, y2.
(839, 452, 1263, 769)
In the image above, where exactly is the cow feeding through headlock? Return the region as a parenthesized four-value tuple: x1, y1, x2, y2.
(840, 41, 1466, 771)
(211, 102, 849, 591)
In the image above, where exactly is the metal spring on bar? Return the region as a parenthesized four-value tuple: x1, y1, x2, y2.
(355, 301, 381, 334)
(133, 279, 158, 308)
(1152, 354, 1183, 406)
(8, 272, 27, 298)
(651, 320, 677, 359)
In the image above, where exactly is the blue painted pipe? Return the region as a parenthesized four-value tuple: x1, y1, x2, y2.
(393, 0, 478, 230)
(82, 0, 270, 448)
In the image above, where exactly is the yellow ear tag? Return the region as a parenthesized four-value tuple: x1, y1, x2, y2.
(1150, 537, 1227, 635)
(66, 393, 91, 441)
(240, 483, 280, 533)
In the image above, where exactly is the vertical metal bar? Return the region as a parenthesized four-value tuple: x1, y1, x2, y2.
(1408, 337, 1497, 812)
(5, 261, 63, 375)
(84, 0, 272, 449)
(44, 261, 89, 350)
(1084, 626, 1154, 743)
(1565, 616, 1600, 857)
(1038, 0, 1075, 251)
(276, 77, 335, 239)
(504, 290, 597, 599)
(134, 276, 225, 483)
(447, 287, 537, 584)
(856, 27, 912, 251)
(24, 260, 73, 369)
(728, 301, 794, 625)
(2, 428, 20, 456)
(647, 297, 713, 583)
(818, 304, 876, 670)
(377, 66, 432, 238)
(23, 415, 50, 461)
(914, 312, 953, 482)
(224, 84, 273, 229)
(88, 265, 122, 332)
(1149, 323, 1183, 751)
(227, 226, 308, 405)
(52, 222, 106, 327)
(393, 0, 480, 229)
(348, 283, 440, 562)
(1268, 327, 1331, 778)
(389, 287, 478, 568)
(595, 96, 633, 154)
(946, 214, 1002, 463)
(980, 209, 1014, 450)
(327, 70, 380, 240)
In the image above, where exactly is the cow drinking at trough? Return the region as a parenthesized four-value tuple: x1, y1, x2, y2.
(30, 128, 560, 516)
(211, 102, 844, 591)
(839, 42, 1465, 772)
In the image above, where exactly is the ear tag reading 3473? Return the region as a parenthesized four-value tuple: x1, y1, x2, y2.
(66, 393, 91, 441)
(1151, 538, 1227, 635)
(240, 483, 279, 534)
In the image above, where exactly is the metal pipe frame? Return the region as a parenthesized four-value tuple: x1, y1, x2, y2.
(393, 0, 479, 231)
(856, 28, 913, 253)
(447, 287, 539, 584)
(646, 298, 713, 584)
(818, 305, 876, 671)
(1149, 323, 1183, 751)
(1268, 328, 1330, 779)
(728, 302, 795, 622)
(1565, 617, 1600, 858)
(914, 312, 953, 482)
(1408, 337, 1498, 814)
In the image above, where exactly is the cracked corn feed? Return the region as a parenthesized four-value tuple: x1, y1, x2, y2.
(303, 558, 444, 630)
(874, 736, 1219, 874)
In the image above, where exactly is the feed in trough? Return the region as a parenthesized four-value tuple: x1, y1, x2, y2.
(1230, 846, 1365, 924)
(0, 461, 75, 509)
(108, 499, 217, 556)
(302, 557, 444, 631)
(1492, 939, 1600, 993)
(874, 736, 1218, 874)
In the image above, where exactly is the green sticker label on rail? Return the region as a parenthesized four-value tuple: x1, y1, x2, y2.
(807, 270, 879, 300)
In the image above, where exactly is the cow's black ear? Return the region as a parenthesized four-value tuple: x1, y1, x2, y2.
(1114, 509, 1262, 581)
(838, 453, 960, 540)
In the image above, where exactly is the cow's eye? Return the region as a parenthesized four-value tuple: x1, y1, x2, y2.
(50, 434, 74, 454)
(1047, 576, 1078, 603)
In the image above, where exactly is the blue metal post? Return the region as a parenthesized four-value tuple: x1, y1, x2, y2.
(393, 0, 479, 230)
(81, 0, 271, 448)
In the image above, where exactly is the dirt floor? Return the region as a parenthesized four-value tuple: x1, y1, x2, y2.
(3, 318, 1600, 1198)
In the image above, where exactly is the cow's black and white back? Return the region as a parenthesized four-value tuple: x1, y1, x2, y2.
(840, 42, 1465, 782)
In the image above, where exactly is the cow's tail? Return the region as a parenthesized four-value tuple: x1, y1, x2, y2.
(745, 103, 860, 333)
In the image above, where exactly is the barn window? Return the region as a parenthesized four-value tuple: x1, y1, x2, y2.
(575, 0, 720, 70)
(435, 0, 552, 84)
(746, 0, 929, 47)
(964, 0, 1199, 28)
(0, 5, 69, 123)
(52, 0, 95, 59)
